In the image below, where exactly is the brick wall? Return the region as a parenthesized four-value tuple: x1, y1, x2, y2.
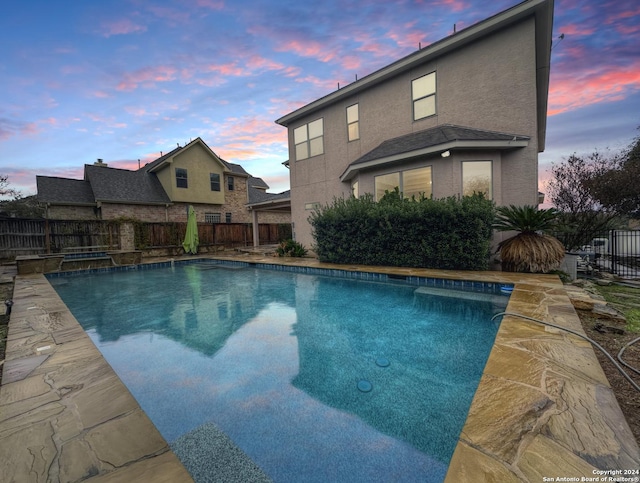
(47, 205, 97, 220)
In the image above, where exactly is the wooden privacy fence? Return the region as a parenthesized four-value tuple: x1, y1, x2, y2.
(135, 222, 291, 249)
(0, 218, 292, 259)
(0, 218, 120, 258)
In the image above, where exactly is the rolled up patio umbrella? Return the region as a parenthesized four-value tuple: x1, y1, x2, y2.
(182, 205, 199, 254)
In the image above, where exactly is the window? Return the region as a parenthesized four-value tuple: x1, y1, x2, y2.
(227, 176, 234, 191)
(347, 104, 359, 141)
(462, 161, 492, 199)
(351, 180, 359, 198)
(403, 167, 432, 200)
(375, 167, 432, 201)
(176, 168, 188, 188)
(375, 172, 400, 201)
(210, 173, 221, 191)
(225, 212, 232, 223)
(412, 72, 436, 120)
(205, 212, 221, 223)
(294, 118, 324, 160)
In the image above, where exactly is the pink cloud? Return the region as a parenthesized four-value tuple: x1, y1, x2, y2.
(116, 65, 178, 91)
(558, 23, 596, 36)
(276, 39, 337, 63)
(100, 18, 147, 37)
(548, 62, 640, 116)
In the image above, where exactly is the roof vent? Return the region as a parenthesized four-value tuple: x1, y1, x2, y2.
(94, 158, 108, 167)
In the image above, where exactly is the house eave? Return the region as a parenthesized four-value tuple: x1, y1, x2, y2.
(247, 198, 291, 210)
(339, 139, 528, 182)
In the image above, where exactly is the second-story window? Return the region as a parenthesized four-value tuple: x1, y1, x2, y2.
(412, 72, 436, 120)
(347, 104, 359, 141)
(227, 176, 235, 191)
(210, 173, 221, 191)
(294, 118, 324, 160)
(176, 168, 188, 188)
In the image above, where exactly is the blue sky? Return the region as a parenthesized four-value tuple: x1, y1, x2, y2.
(1, 0, 639, 199)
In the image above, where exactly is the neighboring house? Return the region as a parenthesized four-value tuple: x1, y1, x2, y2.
(276, 0, 554, 248)
(36, 137, 290, 229)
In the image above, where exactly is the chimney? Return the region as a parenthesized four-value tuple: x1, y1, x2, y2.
(94, 158, 108, 167)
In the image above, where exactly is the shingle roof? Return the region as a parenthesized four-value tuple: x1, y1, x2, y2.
(352, 124, 529, 166)
(84, 165, 170, 204)
(36, 176, 96, 205)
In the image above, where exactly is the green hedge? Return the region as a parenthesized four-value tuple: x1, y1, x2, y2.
(309, 191, 495, 270)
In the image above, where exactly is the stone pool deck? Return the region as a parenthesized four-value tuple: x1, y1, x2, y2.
(1, 255, 638, 482)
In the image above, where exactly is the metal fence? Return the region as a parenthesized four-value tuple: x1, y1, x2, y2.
(564, 229, 640, 279)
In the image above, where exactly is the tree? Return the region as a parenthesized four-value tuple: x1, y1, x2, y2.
(546, 151, 624, 250)
(0, 174, 19, 199)
(493, 205, 565, 273)
(585, 129, 640, 218)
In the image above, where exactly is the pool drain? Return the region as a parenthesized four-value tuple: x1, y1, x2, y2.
(357, 380, 373, 392)
(375, 357, 390, 367)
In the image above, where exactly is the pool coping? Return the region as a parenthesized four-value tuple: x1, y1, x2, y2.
(1, 255, 639, 481)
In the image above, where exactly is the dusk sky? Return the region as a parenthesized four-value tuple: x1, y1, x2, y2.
(1, 0, 639, 200)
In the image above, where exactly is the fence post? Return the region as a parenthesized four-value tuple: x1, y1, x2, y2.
(45, 218, 50, 254)
(610, 230, 617, 275)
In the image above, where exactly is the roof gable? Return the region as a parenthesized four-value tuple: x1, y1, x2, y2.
(143, 137, 228, 174)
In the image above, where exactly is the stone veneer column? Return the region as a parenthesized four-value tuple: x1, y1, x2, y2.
(119, 222, 135, 250)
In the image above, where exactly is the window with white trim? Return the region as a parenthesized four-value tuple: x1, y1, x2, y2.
(205, 212, 221, 223)
(412, 72, 436, 120)
(347, 104, 359, 141)
(294, 118, 324, 160)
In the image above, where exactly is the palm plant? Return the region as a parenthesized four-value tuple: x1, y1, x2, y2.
(493, 205, 565, 273)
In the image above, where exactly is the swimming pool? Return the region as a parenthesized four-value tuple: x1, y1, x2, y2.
(48, 261, 508, 482)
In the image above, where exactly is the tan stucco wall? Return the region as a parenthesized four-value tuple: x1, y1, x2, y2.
(156, 143, 228, 205)
(287, 17, 539, 248)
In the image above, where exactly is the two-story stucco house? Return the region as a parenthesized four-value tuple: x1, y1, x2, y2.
(276, 0, 553, 249)
(36, 137, 291, 228)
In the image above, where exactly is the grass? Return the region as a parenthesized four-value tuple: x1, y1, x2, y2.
(590, 284, 640, 333)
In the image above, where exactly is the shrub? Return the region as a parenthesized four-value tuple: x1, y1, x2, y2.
(309, 193, 494, 270)
(276, 239, 308, 257)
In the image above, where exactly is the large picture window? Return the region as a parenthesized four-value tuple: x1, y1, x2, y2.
(176, 168, 188, 188)
(374, 167, 432, 201)
(294, 118, 324, 160)
(462, 161, 492, 199)
(347, 104, 359, 141)
(412, 72, 436, 120)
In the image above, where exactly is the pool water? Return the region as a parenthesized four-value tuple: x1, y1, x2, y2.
(49, 262, 507, 483)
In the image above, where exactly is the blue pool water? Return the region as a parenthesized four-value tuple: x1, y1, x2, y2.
(49, 262, 507, 483)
